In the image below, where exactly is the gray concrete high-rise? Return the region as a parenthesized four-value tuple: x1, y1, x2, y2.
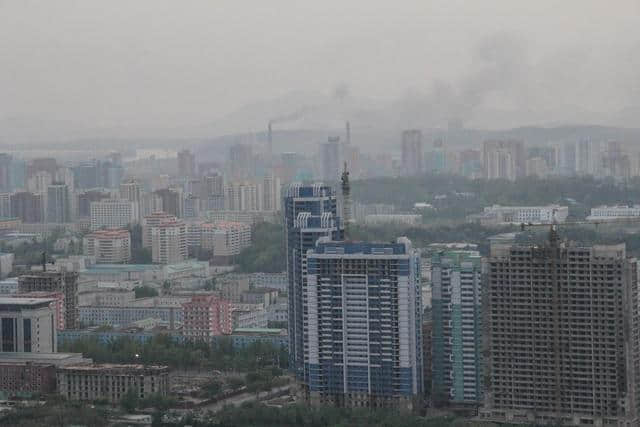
(480, 238, 640, 426)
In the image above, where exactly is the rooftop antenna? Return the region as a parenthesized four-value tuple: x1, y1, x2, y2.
(341, 162, 353, 238)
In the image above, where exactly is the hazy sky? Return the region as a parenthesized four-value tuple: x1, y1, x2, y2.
(1, 0, 639, 136)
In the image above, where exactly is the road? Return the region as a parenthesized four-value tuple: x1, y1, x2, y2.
(200, 385, 291, 413)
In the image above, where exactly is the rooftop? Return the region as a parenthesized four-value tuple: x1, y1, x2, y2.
(0, 297, 56, 307)
(0, 352, 85, 362)
(233, 328, 286, 336)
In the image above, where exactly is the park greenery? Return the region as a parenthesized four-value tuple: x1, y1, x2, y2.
(352, 174, 640, 217)
(236, 221, 285, 273)
(134, 285, 159, 298)
(200, 402, 459, 427)
(0, 398, 110, 427)
(59, 334, 288, 372)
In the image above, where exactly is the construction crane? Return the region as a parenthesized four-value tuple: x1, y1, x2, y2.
(519, 215, 640, 245)
(341, 162, 353, 238)
(516, 210, 640, 422)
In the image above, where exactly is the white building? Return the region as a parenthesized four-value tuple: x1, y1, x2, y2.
(0, 297, 57, 353)
(151, 219, 187, 264)
(83, 229, 131, 264)
(364, 214, 421, 226)
(587, 205, 640, 221)
(90, 199, 136, 230)
(469, 204, 569, 226)
(202, 221, 251, 264)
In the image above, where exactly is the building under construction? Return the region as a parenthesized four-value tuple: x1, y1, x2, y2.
(18, 271, 79, 330)
(479, 237, 640, 426)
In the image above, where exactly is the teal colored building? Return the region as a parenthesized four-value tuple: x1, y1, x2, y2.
(431, 250, 483, 406)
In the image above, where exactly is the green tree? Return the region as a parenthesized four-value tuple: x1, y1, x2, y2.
(120, 388, 139, 412)
(134, 285, 159, 298)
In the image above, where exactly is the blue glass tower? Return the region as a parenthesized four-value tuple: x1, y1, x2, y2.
(305, 237, 423, 410)
(283, 183, 343, 384)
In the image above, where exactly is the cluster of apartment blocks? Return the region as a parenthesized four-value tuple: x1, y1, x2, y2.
(399, 132, 640, 181)
(284, 184, 424, 411)
(425, 236, 640, 427)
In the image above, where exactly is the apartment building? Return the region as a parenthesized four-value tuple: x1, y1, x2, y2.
(304, 237, 423, 411)
(90, 199, 136, 230)
(57, 364, 169, 403)
(83, 229, 131, 264)
(480, 240, 640, 426)
(431, 250, 483, 406)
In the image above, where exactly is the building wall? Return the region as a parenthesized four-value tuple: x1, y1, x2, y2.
(57, 364, 169, 403)
(480, 243, 639, 426)
(0, 362, 56, 396)
(305, 238, 423, 411)
(431, 251, 483, 406)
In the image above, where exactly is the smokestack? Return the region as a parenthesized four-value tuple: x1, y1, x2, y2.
(267, 121, 273, 158)
(345, 121, 351, 145)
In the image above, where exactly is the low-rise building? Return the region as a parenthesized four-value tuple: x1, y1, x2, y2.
(364, 214, 421, 226)
(78, 306, 183, 329)
(182, 295, 232, 339)
(0, 278, 18, 294)
(0, 297, 58, 353)
(83, 229, 132, 264)
(587, 204, 640, 220)
(78, 288, 135, 307)
(57, 364, 169, 403)
(468, 204, 568, 226)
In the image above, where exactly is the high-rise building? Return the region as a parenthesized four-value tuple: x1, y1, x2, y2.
(229, 144, 254, 181)
(320, 138, 341, 182)
(18, 271, 79, 330)
(151, 219, 187, 264)
(283, 183, 343, 382)
(0, 154, 12, 192)
(90, 199, 136, 230)
(120, 179, 142, 222)
(0, 297, 57, 353)
(0, 193, 11, 218)
(46, 183, 71, 223)
(10, 192, 44, 223)
(203, 174, 224, 198)
(431, 250, 483, 406)
(480, 238, 640, 426)
(28, 158, 57, 180)
(182, 295, 232, 339)
(224, 181, 258, 211)
(154, 188, 183, 218)
(177, 149, 196, 178)
(83, 229, 132, 264)
(27, 171, 53, 195)
(482, 140, 525, 181)
(305, 237, 423, 410)
(401, 130, 424, 176)
(77, 190, 110, 219)
(142, 212, 176, 248)
(259, 175, 281, 212)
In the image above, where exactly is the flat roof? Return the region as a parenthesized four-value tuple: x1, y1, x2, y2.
(0, 352, 86, 363)
(0, 297, 56, 306)
(233, 328, 286, 335)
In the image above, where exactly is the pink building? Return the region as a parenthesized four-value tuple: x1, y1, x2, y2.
(11, 291, 66, 330)
(182, 295, 232, 339)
